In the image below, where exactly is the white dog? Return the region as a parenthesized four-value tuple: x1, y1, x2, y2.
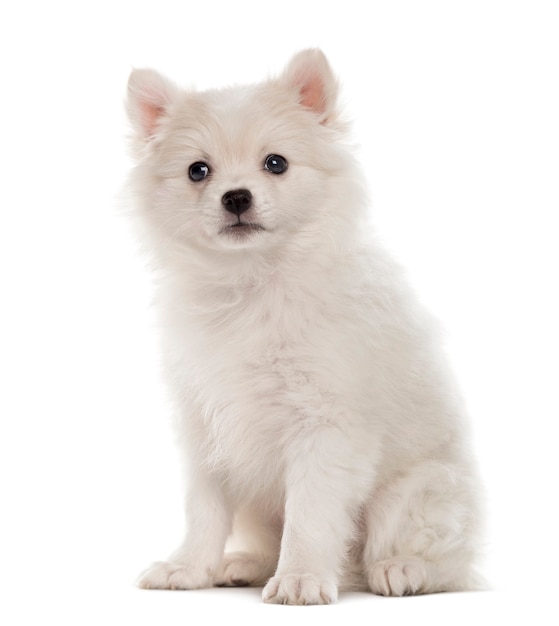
(125, 49, 482, 604)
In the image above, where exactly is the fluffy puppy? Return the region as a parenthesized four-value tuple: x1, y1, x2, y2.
(125, 49, 482, 605)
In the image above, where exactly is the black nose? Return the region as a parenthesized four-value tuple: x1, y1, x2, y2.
(222, 188, 252, 216)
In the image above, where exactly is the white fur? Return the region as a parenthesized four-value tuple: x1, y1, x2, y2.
(125, 49, 482, 605)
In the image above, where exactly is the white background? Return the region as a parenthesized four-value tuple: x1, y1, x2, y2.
(1, 1, 558, 624)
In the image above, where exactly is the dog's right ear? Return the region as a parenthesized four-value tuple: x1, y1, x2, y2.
(126, 69, 177, 140)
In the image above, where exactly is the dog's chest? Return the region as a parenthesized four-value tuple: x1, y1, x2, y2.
(177, 278, 347, 498)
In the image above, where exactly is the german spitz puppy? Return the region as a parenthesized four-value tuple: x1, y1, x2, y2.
(125, 49, 482, 604)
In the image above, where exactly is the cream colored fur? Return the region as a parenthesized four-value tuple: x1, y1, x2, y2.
(125, 49, 482, 605)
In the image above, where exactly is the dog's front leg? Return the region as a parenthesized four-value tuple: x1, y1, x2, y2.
(262, 425, 369, 605)
(138, 468, 232, 590)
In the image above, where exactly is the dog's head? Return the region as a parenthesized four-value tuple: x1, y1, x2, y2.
(126, 50, 363, 257)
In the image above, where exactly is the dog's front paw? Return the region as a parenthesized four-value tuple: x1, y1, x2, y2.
(262, 573, 338, 605)
(137, 560, 212, 590)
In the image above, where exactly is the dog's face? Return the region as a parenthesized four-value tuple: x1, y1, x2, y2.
(127, 50, 356, 255)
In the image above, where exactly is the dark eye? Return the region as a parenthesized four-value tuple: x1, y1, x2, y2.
(188, 162, 210, 182)
(264, 154, 288, 175)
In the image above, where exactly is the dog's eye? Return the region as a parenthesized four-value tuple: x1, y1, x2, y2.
(264, 154, 288, 175)
(188, 162, 211, 182)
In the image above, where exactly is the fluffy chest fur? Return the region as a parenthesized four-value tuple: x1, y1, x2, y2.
(158, 245, 441, 507)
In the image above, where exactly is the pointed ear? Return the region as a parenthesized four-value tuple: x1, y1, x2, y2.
(126, 68, 177, 140)
(281, 49, 339, 123)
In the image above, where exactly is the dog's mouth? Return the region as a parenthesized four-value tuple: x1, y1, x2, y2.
(220, 222, 266, 235)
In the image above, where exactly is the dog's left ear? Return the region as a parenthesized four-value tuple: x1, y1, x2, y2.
(281, 49, 339, 124)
